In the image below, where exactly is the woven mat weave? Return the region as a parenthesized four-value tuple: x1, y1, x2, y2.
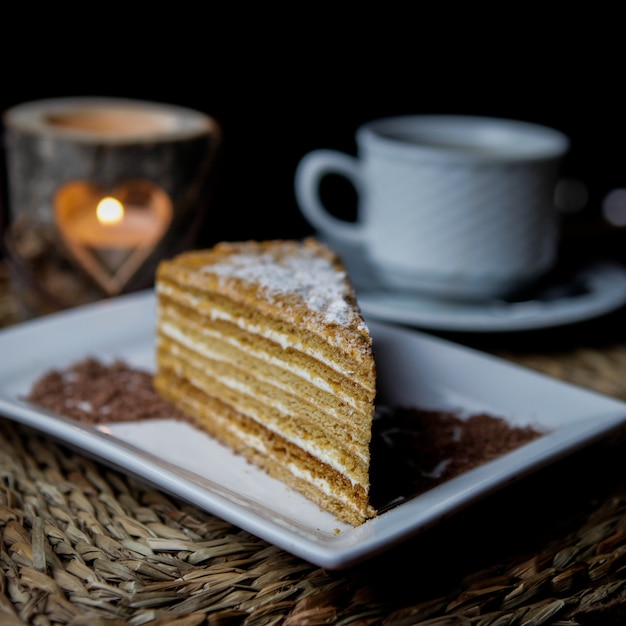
(3, 262, 626, 625)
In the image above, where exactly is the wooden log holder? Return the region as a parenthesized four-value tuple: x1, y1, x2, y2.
(1, 97, 221, 318)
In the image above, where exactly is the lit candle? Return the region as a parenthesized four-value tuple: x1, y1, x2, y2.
(64, 196, 164, 248)
(3, 97, 220, 316)
(54, 180, 173, 295)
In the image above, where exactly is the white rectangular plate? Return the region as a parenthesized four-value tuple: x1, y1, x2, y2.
(1, 291, 625, 570)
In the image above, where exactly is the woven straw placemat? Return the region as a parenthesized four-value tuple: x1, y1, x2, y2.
(3, 261, 626, 625)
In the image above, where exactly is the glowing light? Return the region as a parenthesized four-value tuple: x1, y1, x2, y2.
(96, 197, 124, 225)
(603, 188, 626, 227)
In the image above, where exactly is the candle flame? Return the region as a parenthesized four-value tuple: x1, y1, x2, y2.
(96, 197, 124, 225)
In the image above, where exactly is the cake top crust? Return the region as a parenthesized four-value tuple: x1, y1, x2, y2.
(156, 238, 375, 364)
(207, 239, 360, 328)
(158, 238, 369, 331)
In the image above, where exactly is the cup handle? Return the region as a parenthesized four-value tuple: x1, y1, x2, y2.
(294, 149, 365, 244)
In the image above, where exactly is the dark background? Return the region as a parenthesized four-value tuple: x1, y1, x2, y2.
(2, 23, 625, 262)
(2, 21, 626, 382)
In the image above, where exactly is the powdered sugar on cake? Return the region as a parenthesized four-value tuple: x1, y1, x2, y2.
(207, 248, 364, 329)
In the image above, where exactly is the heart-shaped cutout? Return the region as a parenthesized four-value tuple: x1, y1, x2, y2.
(54, 179, 172, 295)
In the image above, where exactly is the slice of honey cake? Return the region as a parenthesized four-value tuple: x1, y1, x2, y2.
(154, 238, 377, 525)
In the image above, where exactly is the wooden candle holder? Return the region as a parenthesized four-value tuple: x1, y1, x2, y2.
(2, 97, 221, 318)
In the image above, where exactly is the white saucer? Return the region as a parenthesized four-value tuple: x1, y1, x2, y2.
(319, 237, 626, 333)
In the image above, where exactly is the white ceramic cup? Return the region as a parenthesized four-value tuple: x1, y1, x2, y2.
(294, 115, 570, 300)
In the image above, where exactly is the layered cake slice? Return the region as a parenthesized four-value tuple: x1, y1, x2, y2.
(154, 238, 377, 525)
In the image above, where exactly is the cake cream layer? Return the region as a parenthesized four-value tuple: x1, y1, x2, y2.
(157, 296, 373, 426)
(154, 369, 374, 525)
(157, 340, 369, 484)
(156, 299, 371, 483)
(156, 241, 375, 370)
(156, 282, 375, 394)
